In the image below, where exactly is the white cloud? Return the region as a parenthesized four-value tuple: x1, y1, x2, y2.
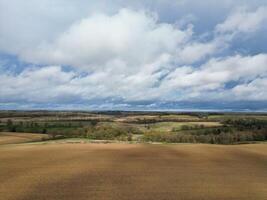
(216, 6, 267, 34)
(21, 9, 191, 73)
(157, 54, 267, 101)
(0, 66, 76, 103)
(1, 2, 267, 108)
(175, 39, 225, 64)
(2, 5, 266, 70)
(1, 53, 267, 105)
(231, 78, 267, 100)
(174, 6, 267, 65)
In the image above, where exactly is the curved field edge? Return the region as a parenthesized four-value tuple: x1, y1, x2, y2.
(0, 132, 49, 145)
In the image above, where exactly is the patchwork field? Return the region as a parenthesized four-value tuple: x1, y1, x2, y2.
(0, 142, 266, 200)
(1, 111, 266, 144)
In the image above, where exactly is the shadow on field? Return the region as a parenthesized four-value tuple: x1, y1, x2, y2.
(0, 144, 267, 200)
(0, 144, 266, 200)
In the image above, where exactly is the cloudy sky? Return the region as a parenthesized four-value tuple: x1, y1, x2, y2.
(0, 0, 267, 111)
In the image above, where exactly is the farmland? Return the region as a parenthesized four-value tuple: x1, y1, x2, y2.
(0, 142, 266, 200)
(0, 111, 267, 200)
(0, 132, 49, 145)
(0, 111, 266, 144)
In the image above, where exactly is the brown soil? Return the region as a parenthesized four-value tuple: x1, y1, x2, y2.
(0, 143, 266, 200)
(0, 132, 49, 145)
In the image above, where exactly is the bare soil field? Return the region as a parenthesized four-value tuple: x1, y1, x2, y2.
(0, 132, 49, 145)
(0, 142, 266, 200)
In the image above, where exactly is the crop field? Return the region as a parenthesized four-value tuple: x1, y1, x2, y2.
(0, 142, 266, 200)
(0, 132, 49, 145)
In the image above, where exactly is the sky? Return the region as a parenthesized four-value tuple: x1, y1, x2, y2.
(0, 0, 267, 111)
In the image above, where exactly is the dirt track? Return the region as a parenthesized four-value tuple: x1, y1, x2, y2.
(0, 143, 266, 200)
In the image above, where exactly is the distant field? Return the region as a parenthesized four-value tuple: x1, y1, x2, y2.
(208, 114, 267, 121)
(139, 121, 222, 132)
(0, 142, 266, 200)
(0, 132, 49, 145)
(115, 114, 201, 123)
(0, 111, 266, 144)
